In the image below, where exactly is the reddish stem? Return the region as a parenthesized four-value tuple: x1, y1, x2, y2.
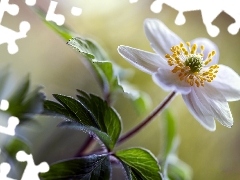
(74, 136, 95, 157)
(117, 91, 176, 145)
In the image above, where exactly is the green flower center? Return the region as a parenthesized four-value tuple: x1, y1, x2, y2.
(184, 54, 203, 73)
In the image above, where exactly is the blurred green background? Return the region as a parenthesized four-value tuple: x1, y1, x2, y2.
(1, 0, 240, 179)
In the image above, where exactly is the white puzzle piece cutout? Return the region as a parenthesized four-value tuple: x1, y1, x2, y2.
(0, 100, 19, 136)
(71, 7, 82, 16)
(0, 99, 9, 111)
(129, 0, 138, 3)
(16, 151, 49, 180)
(25, 0, 37, 6)
(0, 0, 19, 19)
(46, 1, 65, 26)
(0, 116, 19, 136)
(0, 0, 31, 54)
(0, 162, 17, 180)
(0, 21, 30, 54)
(150, 0, 240, 37)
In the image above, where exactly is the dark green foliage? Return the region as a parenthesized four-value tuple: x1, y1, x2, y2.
(34, 8, 165, 180)
(0, 67, 45, 123)
(2, 137, 31, 157)
(43, 91, 121, 150)
(40, 154, 111, 180)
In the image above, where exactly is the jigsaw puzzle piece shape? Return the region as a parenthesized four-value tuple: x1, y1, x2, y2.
(71, 6, 82, 16)
(224, 2, 240, 35)
(0, 116, 19, 136)
(129, 0, 138, 3)
(16, 151, 49, 180)
(228, 23, 240, 35)
(201, 6, 221, 37)
(25, 0, 36, 6)
(175, 12, 186, 25)
(0, 162, 16, 180)
(46, 1, 65, 26)
(0, 21, 30, 54)
(0, 0, 19, 22)
(150, 0, 163, 13)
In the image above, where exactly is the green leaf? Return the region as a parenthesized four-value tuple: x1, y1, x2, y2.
(160, 110, 192, 180)
(116, 148, 162, 180)
(34, 7, 150, 109)
(1, 137, 31, 175)
(36, 9, 149, 109)
(68, 37, 150, 111)
(33, 7, 73, 40)
(67, 37, 95, 59)
(67, 37, 122, 102)
(18, 86, 45, 119)
(43, 100, 77, 121)
(40, 154, 111, 180)
(67, 37, 109, 61)
(2, 137, 31, 158)
(86, 39, 109, 61)
(132, 95, 149, 115)
(53, 94, 99, 127)
(162, 110, 177, 159)
(168, 160, 192, 180)
(44, 91, 122, 150)
(67, 37, 142, 105)
(0, 67, 44, 123)
(93, 61, 123, 97)
(35, 7, 150, 113)
(76, 90, 121, 141)
(120, 82, 151, 115)
(6, 75, 45, 122)
(7, 74, 30, 106)
(58, 121, 112, 150)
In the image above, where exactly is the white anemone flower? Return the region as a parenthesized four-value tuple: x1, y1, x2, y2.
(118, 18, 240, 131)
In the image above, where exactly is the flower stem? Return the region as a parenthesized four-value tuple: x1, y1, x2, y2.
(74, 136, 95, 157)
(117, 91, 176, 145)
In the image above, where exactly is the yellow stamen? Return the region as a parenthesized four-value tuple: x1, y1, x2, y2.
(165, 42, 219, 87)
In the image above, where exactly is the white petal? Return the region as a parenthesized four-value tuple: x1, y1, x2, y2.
(200, 85, 233, 128)
(152, 68, 191, 94)
(182, 88, 216, 131)
(144, 19, 183, 57)
(190, 38, 219, 65)
(209, 65, 240, 101)
(118, 45, 167, 75)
